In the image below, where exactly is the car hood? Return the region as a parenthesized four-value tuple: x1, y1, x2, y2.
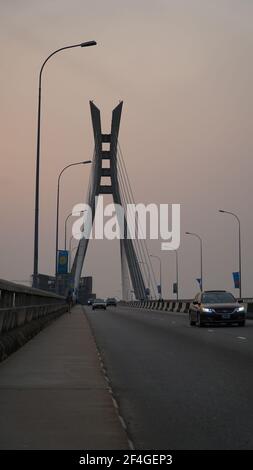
(202, 303, 241, 308)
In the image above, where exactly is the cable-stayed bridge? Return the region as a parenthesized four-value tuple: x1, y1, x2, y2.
(1, 104, 253, 452)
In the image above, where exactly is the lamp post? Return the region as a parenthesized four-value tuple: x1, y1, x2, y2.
(68, 233, 80, 272)
(65, 212, 74, 251)
(150, 254, 162, 299)
(174, 250, 179, 301)
(69, 245, 79, 273)
(64, 210, 87, 250)
(185, 232, 203, 291)
(55, 161, 91, 279)
(219, 209, 242, 298)
(33, 40, 97, 287)
(68, 235, 75, 272)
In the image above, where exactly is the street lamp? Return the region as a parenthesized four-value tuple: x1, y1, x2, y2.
(55, 161, 91, 278)
(64, 210, 87, 250)
(68, 235, 74, 272)
(69, 244, 79, 273)
(150, 254, 162, 299)
(65, 212, 74, 250)
(33, 40, 97, 287)
(219, 209, 242, 298)
(68, 233, 81, 272)
(173, 250, 179, 301)
(185, 232, 203, 291)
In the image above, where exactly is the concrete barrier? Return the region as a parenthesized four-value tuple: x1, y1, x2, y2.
(175, 302, 183, 313)
(166, 301, 172, 311)
(0, 303, 66, 335)
(0, 279, 67, 361)
(185, 302, 191, 313)
(122, 298, 253, 320)
(171, 302, 176, 312)
(180, 302, 186, 313)
(245, 303, 253, 319)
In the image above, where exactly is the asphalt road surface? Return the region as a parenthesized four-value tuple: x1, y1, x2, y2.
(86, 305, 253, 450)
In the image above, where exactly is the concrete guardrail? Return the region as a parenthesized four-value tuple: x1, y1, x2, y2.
(0, 279, 68, 361)
(121, 298, 253, 319)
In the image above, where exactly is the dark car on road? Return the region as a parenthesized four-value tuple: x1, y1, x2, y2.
(189, 290, 246, 327)
(106, 297, 117, 307)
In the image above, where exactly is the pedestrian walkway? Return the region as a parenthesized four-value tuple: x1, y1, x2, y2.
(0, 305, 129, 449)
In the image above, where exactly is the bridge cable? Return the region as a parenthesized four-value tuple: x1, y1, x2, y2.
(117, 143, 158, 299)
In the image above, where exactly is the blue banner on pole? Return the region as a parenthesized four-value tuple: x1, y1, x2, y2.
(57, 250, 69, 274)
(196, 278, 202, 290)
(232, 272, 240, 289)
(173, 282, 178, 294)
(157, 284, 161, 294)
(145, 287, 150, 296)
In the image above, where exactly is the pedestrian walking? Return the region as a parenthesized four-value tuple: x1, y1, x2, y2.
(66, 290, 73, 313)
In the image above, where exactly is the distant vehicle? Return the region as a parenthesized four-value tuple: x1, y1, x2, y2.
(189, 290, 246, 327)
(106, 297, 117, 307)
(92, 298, 107, 310)
(87, 298, 94, 305)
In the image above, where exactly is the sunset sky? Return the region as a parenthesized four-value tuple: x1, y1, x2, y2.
(0, 0, 253, 299)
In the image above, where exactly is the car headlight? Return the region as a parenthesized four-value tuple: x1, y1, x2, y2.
(202, 307, 214, 313)
(236, 306, 245, 312)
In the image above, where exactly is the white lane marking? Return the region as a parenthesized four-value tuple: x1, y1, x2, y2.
(208, 329, 214, 332)
(118, 415, 127, 430)
(237, 336, 247, 340)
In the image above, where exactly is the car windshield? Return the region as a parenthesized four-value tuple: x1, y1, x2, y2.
(202, 292, 236, 304)
(94, 299, 104, 303)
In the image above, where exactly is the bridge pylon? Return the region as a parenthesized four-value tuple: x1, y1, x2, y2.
(71, 102, 146, 300)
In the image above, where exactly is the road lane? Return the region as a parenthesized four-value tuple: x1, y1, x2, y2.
(86, 305, 253, 450)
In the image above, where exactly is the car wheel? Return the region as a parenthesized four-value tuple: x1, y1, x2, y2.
(238, 320, 245, 327)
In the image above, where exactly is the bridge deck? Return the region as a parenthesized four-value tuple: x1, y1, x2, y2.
(0, 305, 128, 449)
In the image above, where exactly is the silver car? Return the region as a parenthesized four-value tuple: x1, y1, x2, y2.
(92, 298, 107, 310)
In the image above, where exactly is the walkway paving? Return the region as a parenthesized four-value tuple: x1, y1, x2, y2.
(0, 305, 129, 449)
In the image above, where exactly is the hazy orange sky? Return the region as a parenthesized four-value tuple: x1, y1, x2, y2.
(0, 0, 253, 298)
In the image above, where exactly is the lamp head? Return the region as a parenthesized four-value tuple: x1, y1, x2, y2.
(80, 40, 97, 47)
